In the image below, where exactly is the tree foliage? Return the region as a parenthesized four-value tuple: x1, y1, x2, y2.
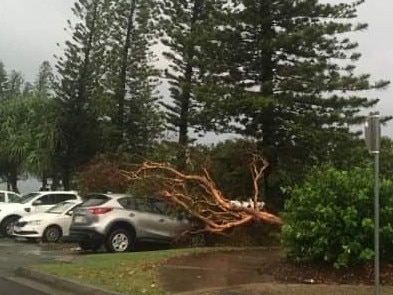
(159, 0, 226, 153)
(0, 61, 8, 99)
(103, 0, 163, 154)
(54, 0, 111, 188)
(54, 0, 163, 188)
(196, 0, 390, 198)
(282, 165, 393, 268)
(78, 153, 131, 195)
(209, 139, 259, 200)
(0, 0, 391, 208)
(0, 94, 57, 191)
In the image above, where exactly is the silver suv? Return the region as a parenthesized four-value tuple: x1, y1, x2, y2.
(68, 193, 196, 253)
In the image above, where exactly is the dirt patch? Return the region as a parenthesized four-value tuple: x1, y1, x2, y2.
(158, 247, 393, 294)
(261, 259, 393, 285)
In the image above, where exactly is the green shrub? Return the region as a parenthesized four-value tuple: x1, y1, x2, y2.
(281, 165, 393, 268)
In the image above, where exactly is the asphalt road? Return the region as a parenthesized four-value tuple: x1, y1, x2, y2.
(0, 238, 76, 274)
(0, 238, 76, 295)
(0, 276, 48, 295)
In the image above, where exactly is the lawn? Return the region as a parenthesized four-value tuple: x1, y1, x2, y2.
(34, 248, 204, 295)
(33, 246, 393, 295)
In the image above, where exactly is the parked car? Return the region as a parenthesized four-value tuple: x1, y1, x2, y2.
(13, 199, 82, 243)
(0, 190, 21, 203)
(68, 193, 198, 253)
(0, 191, 80, 237)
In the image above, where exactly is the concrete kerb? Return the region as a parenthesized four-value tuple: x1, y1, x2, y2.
(15, 267, 124, 295)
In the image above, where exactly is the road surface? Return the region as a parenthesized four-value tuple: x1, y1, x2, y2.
(0, 238, 76, 294)
(0, 276, 48, 295)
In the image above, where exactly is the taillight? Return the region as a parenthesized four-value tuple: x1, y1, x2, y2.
(88, 207, 113, 215)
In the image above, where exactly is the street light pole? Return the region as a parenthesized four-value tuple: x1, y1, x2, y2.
(374, 149, 380, 295)
(364, 112, 381, 295)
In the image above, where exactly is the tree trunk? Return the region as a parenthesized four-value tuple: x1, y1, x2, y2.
(115, 0, 136, 147)
(8, 165, 19, 193)
(62, 165, 70, 190)
(257, 1, 276, 208)
(177, 0, 203, 168)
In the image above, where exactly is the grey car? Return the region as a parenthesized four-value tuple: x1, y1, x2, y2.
(68, 193, 197, 253)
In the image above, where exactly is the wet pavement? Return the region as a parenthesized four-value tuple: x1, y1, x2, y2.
(0, 238, 77, 276)
(0, 276, 48, 295)
(158, 248, 393, 295)
(0, 237, 79, 294)
(159, 248, 281, 293)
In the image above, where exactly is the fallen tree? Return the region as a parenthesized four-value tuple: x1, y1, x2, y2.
(121, 153, 282, 235)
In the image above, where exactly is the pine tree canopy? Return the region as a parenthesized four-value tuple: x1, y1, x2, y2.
(195, 0, 389, 174)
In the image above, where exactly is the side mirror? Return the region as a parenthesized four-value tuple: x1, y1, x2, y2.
(66, 210, 73, 216)
(24, 207, 31, 213)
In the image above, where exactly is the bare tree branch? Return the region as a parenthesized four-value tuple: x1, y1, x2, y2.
(121, 155, 282, 236)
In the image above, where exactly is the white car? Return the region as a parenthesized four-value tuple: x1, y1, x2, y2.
(0, 190, 21, 203)
(14, 200, 82, 243)
(0, 191, 80, 237)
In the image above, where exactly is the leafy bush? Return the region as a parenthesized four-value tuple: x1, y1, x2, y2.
(78, 153, 131, 195)
(281, 165, 393, 268)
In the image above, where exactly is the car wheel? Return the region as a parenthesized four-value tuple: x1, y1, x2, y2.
(105, 229, 134, 253)
(0, 216, 20, 237)
(78, 241, 102, 251)
(42, 225, 62, 243)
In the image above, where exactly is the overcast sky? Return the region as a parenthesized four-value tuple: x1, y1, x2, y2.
(0, 0, 392, 136)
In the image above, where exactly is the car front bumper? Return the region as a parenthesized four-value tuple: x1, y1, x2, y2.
(13, 226, 41, 238)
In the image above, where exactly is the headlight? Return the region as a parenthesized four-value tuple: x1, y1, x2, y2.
(26, 220, 42, 225)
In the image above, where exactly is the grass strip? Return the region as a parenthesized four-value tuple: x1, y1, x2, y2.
(34, 248, 204, 295)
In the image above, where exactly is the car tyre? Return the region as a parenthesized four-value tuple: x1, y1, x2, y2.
(105, 228, 134, 253)
(42, 225, 62, 243)
(0, 216, 20, 237)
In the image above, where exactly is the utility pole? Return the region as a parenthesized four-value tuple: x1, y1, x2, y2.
(365, 112, 381, 295)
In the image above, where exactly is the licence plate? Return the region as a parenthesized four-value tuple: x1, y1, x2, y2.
(74, 216, 86, 223)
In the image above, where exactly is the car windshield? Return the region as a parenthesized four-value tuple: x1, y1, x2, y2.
(19, 192, 40, 204)
(46, 201, 76, 214)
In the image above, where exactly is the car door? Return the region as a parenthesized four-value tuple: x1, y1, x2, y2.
(133, 198, 184, 240)
(31, 194, 56, 213)
(60, 203, 80, 236)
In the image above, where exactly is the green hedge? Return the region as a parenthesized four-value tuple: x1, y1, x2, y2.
(281, 165, 393, 268)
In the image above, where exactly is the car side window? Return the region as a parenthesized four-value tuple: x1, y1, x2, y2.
(133, 198, 153, 212)
(128, 197, 171, 214)
(35, 195, 54, 205)
(54, 194, 77, 203)
(150, 199, 169, 215)
(118, 197, 136, 210)
(0, 192, 5, 202)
